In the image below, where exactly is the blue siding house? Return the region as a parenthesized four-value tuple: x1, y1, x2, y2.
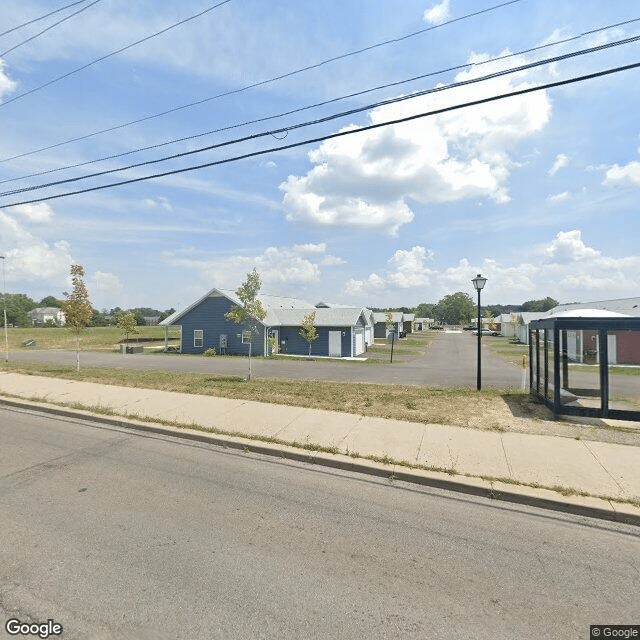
(160, 288, 374, 358)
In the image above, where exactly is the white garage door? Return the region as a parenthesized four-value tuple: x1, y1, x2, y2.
(354, 329, 365, 356)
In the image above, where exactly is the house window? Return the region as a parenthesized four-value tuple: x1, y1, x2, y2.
(194, 330, 203, 348)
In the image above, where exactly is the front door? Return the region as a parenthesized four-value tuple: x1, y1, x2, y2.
(328, 331, 342, 357)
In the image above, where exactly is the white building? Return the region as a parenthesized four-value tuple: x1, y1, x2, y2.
(27, 307, 66, 326)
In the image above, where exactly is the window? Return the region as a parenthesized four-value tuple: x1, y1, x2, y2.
(194, 330, 203, 348)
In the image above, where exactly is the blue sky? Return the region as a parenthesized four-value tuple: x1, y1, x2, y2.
(1, 0, 639, 312)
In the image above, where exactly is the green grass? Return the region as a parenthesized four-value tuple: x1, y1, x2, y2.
(570, 365, 640, 376)
(6, 326, 180, 351)
(2, 360, 526, 431)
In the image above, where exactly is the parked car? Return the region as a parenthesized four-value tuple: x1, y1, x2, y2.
(472, 328, 500, 336)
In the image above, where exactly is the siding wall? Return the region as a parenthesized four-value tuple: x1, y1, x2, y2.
(178, 294, 266, 355)
(278, 325, 352, 357)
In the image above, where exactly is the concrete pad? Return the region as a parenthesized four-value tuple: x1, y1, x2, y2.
(581, 441, 640, 499)
(501, 433, 624, 497)
(208, 401, 309, 437)
(340, 417, 429, 463)
(275, 410, 363, 449)
(417, 424, 510, 477)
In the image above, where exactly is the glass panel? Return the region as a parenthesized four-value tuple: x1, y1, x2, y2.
(564, 329, 601, 411)
(607, 329, 640, 414)
(545, 330, 555, 401)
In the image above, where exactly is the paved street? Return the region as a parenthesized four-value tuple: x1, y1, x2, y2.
(8, 330, 525, 388)
(1, 407, 639, 639)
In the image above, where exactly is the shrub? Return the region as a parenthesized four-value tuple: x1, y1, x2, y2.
(203, 347, 217, 357)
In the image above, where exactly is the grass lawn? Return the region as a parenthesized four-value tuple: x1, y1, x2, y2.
(5, 326, 180, 351)
(0, 359, 577, 437)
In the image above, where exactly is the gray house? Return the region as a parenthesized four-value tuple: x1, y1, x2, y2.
(372, 312, 404, 339)
(160, 288, 373, 358)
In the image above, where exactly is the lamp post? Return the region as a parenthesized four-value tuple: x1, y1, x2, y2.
(0, 256, 8, 363)
(471, 273, 487, 390)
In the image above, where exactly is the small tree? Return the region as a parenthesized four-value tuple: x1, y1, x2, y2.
(64, 264, 93, 372)
(225, 268, 267, 381)
(299, 311, 318, 358)
(117, 311, 138, 349)
(385, 309, 394, 335)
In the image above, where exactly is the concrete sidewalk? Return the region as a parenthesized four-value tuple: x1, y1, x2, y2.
(1, 372, 639, 524)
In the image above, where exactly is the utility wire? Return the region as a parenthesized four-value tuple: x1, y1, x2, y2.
(2, 33, 639, 198)
(0, 0, 522, 155)
(3, 15, 638, 181)
(0, 0, 234, 108)
(2, 61, 638, 209)
(0, 0, 102, 58)
(0, 0, 90, 38)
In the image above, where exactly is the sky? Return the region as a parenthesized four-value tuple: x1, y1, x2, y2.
(0, 0, 639, 312)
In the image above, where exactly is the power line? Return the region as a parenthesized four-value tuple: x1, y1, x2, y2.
(0, 0, 523, 158)
(0, 0, 234, 109)
(2, 32, 639, 198)
(0, 0, 90, 38)
(3, 15, 638, 181)
(0, 0, 102, 58)
(2, 61, 637, 209)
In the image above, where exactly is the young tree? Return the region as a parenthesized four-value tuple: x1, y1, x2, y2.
(225, 268, 267, 381)
(299, 311, 318, 358)
(64, 264, 93, 372)
(117, 311, 138, 350)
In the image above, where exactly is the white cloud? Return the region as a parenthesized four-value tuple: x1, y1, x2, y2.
(423, 0, 450, 25)
(547, 191, 570, 203)
(292, 242, 326, 254)
(548, 153, 569, 176)
(603, 161, 640, 186)
(163, 243, 343, 289)
(321, 255, 346, 266)
(142, 197, 173, 211)
(92, 271, 124, 294)
(0, 209, 72, 286)
(11, 203, 54, 223)
(280, 49, 552, 235)
(342, 230, 640, 304)
(0, 59, 16, 101)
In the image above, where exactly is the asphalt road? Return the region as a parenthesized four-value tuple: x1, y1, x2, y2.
(8, 330, 526, 388)
(1, 407, 639, 639)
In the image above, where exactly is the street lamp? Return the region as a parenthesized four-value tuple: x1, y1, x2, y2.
(0, 256, 8, 363)
(471, 273, 487, 390)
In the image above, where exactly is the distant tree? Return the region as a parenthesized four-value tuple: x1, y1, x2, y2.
(225, 268, 267, 381)
(90, 309, 110, 327)
(4, 294, 36, 327)
(64, 264, 93, 372)
(117, 311, 138, 346)
(158, 308, 176, 322)
(435, 292, 476, 325)
(39, 295, 64, 308)
(521, 297, 558, 312)
(385, 309, 394, 333)
(299, 311, 318, 358)
(415, 303, 436, 319)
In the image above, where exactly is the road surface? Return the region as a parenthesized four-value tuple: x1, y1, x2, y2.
(1, 406, 639, 639)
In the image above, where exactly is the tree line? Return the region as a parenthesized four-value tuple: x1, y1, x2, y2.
(1, 292, 174, 328)
(396, 295, 559, 326)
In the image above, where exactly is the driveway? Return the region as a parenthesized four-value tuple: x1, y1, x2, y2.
(9, 331, 524, 388)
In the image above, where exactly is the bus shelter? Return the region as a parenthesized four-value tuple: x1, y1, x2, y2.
(529, 314, 640, 421)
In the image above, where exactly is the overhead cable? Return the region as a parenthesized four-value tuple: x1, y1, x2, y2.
(0, 0, 522, 154)
(0, 0, 102, 58)
(1, 61, 638, 209)
(0, 0, 234, 108)
(0, 0, 90, 38)
(2, 33, 639, 198)
(2, 15, 639, 179)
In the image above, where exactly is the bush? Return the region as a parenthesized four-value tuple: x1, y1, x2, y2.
(203, 347, 217, 357)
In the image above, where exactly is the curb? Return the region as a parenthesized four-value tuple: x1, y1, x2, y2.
(2, 395, 639, 527)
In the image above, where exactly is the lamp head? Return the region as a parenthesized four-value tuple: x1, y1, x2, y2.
(471, 274, 487, 291)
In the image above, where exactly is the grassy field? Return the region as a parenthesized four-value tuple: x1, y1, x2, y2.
(4, 326, 180, 351)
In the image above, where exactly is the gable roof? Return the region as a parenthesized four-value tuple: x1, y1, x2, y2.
(372, 312, 403, 323)
(548, 297, 640, 317)
(161, 288, 372, 328)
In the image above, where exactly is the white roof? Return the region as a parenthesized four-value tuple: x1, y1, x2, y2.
(547, 308, 630, 318)
(549, 297, 640, 317)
